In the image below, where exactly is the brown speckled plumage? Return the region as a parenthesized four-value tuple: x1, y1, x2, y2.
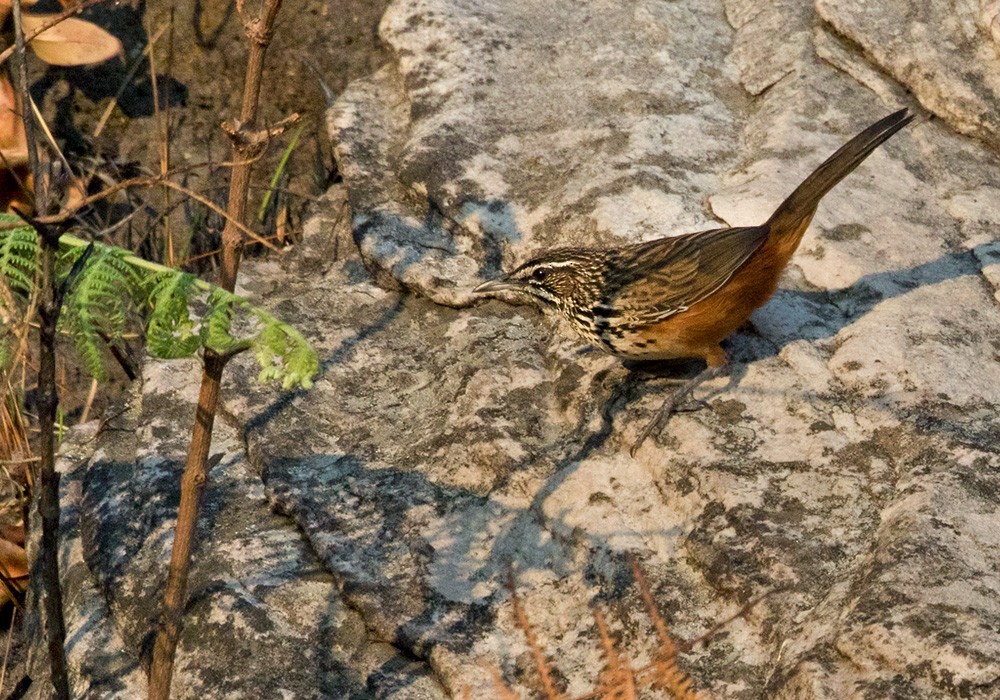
(475, 109, 914, 452)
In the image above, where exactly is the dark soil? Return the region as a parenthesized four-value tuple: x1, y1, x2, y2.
(21, 0, 392, 418)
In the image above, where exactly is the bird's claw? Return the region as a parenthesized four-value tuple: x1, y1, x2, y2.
(630, 400, 676, 457)
(629, 396, 712, 456)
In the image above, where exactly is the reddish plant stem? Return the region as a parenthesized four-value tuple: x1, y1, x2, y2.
(146, 0, 285, 696)
(146, 351, 224, 698)
(219, 0, 283, 291)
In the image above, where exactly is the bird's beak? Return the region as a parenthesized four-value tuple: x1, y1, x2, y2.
(472, 277, 522, 295)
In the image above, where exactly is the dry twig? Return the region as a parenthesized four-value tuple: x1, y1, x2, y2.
(507, 569, 562, 699)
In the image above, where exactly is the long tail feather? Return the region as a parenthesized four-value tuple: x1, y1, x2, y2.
(767, 108, 913, 231)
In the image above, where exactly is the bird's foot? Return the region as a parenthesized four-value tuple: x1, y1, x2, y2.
(674, 398, 711, 413)
(629, 365, 728, 457)
(630, 396, 679, 458)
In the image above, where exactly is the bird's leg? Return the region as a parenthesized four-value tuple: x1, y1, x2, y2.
(630, 354, 729, 457)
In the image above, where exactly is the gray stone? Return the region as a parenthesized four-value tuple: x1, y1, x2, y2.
(40, 0, 1000, 697)
(817, 0, 1000, 150)
(321, 0, 1000, 695)
(331, 0, 747, 306)
(28, 344, 446, 699)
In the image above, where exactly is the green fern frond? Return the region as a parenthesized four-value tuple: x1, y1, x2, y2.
(0, 219, 39, 294)
(60, 243, 143, 379)
(251, 308, 318, 389)
(146, 271, 202, 358)
(200, 288, 252, 356)
(0, 222, 318, 390)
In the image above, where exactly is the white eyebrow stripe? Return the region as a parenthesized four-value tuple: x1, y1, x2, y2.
(526, 260, 581, 270)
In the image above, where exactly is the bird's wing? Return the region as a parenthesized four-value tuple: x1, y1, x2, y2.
(600, 226, 770, 323)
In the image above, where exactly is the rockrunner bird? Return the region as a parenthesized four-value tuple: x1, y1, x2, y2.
(474, 109, 914, 455)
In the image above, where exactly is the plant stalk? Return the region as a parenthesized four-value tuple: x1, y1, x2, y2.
(146, 350, 223, 696)
(34, 244, 69, 700)
(219, 0, 284, 290)
(146, 0, 284, 696)
(12, 0, 70, 694)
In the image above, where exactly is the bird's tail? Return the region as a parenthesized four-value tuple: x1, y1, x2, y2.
(767, 108, 913, 232)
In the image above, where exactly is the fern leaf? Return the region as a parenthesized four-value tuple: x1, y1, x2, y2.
(60, 243, 143, 379)
(251, 309, 318, 389)
(0, 221, 39, 294)
(200, 288, 252, 356)
(145, 271, 202, 359)
(1, 220, 319, 389)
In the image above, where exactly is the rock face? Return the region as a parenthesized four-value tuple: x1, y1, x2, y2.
(816, 0, 1000, 150)
(331, 0, 746, 307)
(30, 345, 446, 699)
(37, 0, 1000, 698)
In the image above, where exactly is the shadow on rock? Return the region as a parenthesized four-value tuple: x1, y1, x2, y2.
(753, 247, 984, 358)
(242, 297, 406, 437)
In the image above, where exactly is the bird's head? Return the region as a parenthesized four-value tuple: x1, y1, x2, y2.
(472, 248, 604, 312)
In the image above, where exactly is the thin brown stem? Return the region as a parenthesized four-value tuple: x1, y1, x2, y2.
(218, 0, 284, 290)
(1, 170, 282, 252)
(12, 4, 43, 215)
(147, 350, 224, 698)
(146, 0, 285, 695)
(11, 0, 70, 695)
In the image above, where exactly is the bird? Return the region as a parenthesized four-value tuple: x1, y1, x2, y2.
(473, 109, 914, 455)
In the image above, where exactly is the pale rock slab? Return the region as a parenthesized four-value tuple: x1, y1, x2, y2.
(817, 0, 1000, 149)
(37, 0, 1000, 697)
(331, 0, 746, 305)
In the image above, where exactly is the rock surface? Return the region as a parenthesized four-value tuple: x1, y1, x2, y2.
(331, 0, 747, 306)
(28, 347, 445, 699)
(37, 0, 1000, 698)
(817, 0, 1000, 150)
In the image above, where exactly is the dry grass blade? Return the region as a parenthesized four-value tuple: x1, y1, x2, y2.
(592, 607, 636, 700)
(0, 385, 31, 470)
(629, 557, 702, 700)
(94, 24, 169, 138)
(17, 167, 279, 252)
(507, 569, 562, 699)
(28, 95, 71, 176)
(79, 376, 98, 423)
(489, 666, 522, 700)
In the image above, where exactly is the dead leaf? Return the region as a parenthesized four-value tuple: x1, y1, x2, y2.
(0, 76, 31, 211)
(0, 0, 40, 26)
(0, 76, 27, 167)
(0, 75, 30, 211)
(0, 525, 27, 608)
(0, 536, 25, 579)
(0, 524, 24, 548)
(23, 14, 123, 66)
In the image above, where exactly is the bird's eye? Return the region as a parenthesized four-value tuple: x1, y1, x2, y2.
(532, 268, 548, 282)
